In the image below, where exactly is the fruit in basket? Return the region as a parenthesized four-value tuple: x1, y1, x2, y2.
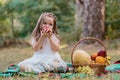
(75, 66, 94, 75)
(91, 53, 98, 61)
(97, 50, 107, 57)
(75, 66, 82, 73)
(95, 56, 107, 64)
(106, 56, 111, 65)
(73, 49, 91, 65)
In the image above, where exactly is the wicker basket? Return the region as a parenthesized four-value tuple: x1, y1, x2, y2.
(71, 37, 107, 74)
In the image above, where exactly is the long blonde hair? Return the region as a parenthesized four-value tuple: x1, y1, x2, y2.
(31, 12, 59, 41)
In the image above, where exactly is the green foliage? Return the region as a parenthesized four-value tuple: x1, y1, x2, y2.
(18, 0, 75, 38)
(2, 0, 75, 38)
(105, 0, 120, 39)
(1, 0, 120, 46)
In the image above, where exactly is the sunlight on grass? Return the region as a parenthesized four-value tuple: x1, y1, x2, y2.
(60, 44, 68, 49)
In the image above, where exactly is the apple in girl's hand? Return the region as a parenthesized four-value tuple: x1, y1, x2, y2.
(45, 27, 51, 33)
(97, 50, 107, 57)
(42, 26, 51, 33)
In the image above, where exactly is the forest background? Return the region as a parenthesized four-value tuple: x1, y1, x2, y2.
(0, 0, 120, 46)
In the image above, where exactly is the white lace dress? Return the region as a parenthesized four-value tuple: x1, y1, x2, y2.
(18, 34, 67, 73)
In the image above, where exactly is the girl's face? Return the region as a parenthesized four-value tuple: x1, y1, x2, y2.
(41, 16, 54, 32)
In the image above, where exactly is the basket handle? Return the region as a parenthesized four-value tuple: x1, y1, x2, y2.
(71, 37, 106, 65)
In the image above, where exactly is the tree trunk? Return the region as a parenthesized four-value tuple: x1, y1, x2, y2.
(11, 13, 15, 43)
(80, 0, 105, 40)
(75, 0, 84, 29)
(75, 0, 84, 40)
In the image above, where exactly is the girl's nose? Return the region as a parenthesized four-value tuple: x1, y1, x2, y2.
(44, 25, 49, 29)
(44, 25, 49, 27)
(46, 25, 49, 27)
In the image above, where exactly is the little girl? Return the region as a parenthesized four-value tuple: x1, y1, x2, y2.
(18, 12, 67, 73)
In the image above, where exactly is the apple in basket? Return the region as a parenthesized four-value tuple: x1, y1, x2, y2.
(73, 49, 91, 65)
(97, 50, 107, 57)
(91, 53, 98, 61)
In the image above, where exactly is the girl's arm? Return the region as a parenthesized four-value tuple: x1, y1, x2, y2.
(48, 34, 60, 52)
(32, 33, 46, 51)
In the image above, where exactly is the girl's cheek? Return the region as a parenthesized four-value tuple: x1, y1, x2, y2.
(50, 29, 52, 32)
(41, 25, 45, 29)
(49, 27, 53, 31)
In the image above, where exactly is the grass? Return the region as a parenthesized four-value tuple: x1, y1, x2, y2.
(0, 40, 120, 80)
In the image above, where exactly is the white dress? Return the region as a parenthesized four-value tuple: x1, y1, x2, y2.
(18, 34, 67, 73)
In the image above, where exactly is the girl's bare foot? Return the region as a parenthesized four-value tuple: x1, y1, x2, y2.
(20, 65, 25, 71)
(38, 72, 43, 78)
(55, 74, 61, 79)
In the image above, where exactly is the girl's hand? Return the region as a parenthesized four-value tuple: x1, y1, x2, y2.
(47, 32, 52, 38)
(42, 26, 52, 34)
(41, 30, 47, 38)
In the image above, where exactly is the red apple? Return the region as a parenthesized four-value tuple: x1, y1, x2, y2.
(97, 50, 107, 57)
(10, 64, 14, 66)
(42, 26, 51, 33)
(46, 27, 51, 33)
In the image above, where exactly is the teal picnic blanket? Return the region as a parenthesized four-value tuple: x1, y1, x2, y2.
(0, 63, 82, 78)
(105, 64, 120, 72)
(0, 64, 38, 77)
(0, 64, 86, 78)
(0, 64, 20, 77)
(1, 63, 120, 78)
